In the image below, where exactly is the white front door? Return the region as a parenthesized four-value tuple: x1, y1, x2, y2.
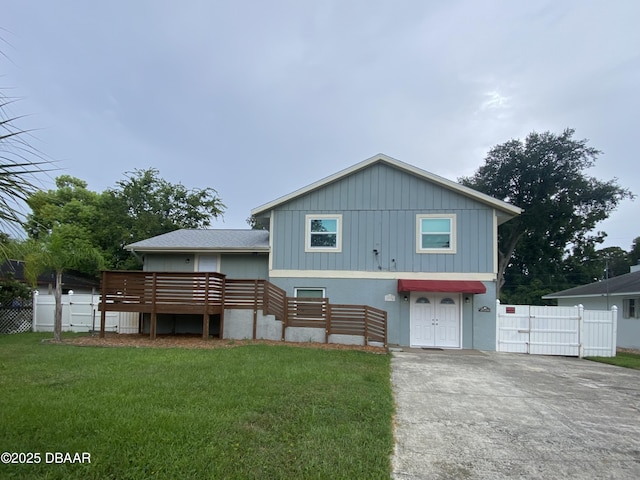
(410, 292, 461, 348)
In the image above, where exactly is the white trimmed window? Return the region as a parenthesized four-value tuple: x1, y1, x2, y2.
(416, 214, 456, 254)
(305, 214, 342, 252)
(623, 298, 640, 319)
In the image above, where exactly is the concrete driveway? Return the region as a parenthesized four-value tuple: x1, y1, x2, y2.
(391, 349, 640, 479)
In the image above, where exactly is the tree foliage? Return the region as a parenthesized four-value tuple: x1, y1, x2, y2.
(25, 175, 102, 240)
(460, 129, 633, 301)
(108, 167, 225, 243)
(0, 274, 32, 306)
(25, 168, 225, 270)
(629, 237, 640, 268)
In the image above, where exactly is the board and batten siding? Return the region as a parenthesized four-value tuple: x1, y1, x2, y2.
(143, 253, 269, 279)
(143, 254, 195, 272)
(220, 254, 269, 279)
(270, 162, 495, 274)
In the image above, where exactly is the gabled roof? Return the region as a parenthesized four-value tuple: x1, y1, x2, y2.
(543, 270, 640, 299)
(251, 153, 523, 224)
(126, 229, 270, 253)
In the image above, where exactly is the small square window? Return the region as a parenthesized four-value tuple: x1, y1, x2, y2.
(416, 214, 456, 253)
(305, 215, 342, 252)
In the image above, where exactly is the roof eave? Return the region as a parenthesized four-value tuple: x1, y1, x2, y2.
(126, 246, 270, 253)
(543, 291, 640, 299)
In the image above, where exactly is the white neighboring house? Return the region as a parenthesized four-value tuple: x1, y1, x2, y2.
(543, 264, 640, 349)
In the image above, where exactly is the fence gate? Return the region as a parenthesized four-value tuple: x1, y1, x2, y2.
(496, 300, 617, 357)
(33, 292, 139, 334)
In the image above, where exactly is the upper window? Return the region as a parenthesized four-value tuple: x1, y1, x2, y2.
(416, 214, 456, 254)
(305, 214, 342, 252)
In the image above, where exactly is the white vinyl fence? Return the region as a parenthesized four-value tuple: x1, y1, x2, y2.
(496, 300, 617, 357)
(33, 292, 139, 334)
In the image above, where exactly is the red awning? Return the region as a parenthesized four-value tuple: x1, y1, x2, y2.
(397, 279, 486, 294)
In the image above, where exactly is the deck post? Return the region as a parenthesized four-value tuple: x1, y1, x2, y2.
(263, 282, 269, 316)
(364, 306, 369, 346)
(219, 276, 225, 339)
(252, 280, 258, 340)
(202, 314, 209, 339)
(150, 273, 157, 340)
(281, 298, 288, 341)
(325, 299, 331, 344)
(203, 273, 210, 340)
(384, 311, 388, 348)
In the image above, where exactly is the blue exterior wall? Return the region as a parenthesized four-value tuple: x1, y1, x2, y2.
(263, 161, 502, 350)
(220, 254, 269, 279)
(270, 162, 495, 273)
(143, 253, 268, 279)
(270, 277, 496, 348)
(469, 283, 498, 350)
(556, 297, 639, 350)
(143, 253, 194, 272)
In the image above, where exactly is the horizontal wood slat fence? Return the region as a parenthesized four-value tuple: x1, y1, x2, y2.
(99, 271, 386, 346)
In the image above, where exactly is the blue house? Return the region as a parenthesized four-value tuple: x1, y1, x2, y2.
(543, 264, 640, 349)
(124, 154, 521, 349)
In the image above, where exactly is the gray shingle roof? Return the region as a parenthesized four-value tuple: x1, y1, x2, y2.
(126, 229, 269, 251)
(543, 270, 640, 298)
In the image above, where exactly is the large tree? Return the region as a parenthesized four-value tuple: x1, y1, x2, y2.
(25, 168, 225, 270)
(108, 167, 225, 241)
(104, 168, 225, 269)
(460, 129, 633, 299)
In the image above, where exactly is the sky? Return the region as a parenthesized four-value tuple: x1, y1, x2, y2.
(3, 0, 639, 250)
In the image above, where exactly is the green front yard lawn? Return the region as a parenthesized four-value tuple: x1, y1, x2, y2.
(586, 350, 640, 370)
(0, 333, 394, 479)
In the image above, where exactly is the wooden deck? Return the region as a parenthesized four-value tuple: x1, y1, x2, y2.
(99, 271, 387, 346)
(99, 271, 225, 339)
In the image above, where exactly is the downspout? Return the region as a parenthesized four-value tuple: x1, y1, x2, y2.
(129, 249, 143, 266)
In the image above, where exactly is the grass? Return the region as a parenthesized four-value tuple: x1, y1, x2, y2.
(0, 333, 394, 479)
(586, 350, 640, 370)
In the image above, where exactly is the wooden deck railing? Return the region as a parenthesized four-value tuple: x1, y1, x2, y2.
(264, 281, 286, 320)
(286, 298, 329, 328)
(99, 271, 226, 339)
(224, 279, 265, 310)
(99, 272, 386, 346)
(281, 300, 387, 345)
